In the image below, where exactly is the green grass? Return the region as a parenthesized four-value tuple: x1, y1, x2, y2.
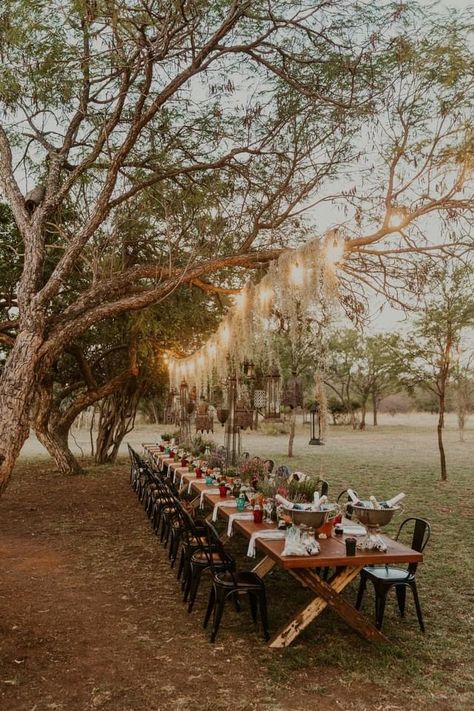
(196, 421, 474, 709)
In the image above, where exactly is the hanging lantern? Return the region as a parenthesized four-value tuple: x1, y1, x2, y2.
(216, 407, 230, 425)
(309, 401, 324, 445)
(246, 361, 256, 381)
(282, 370, 304, 409)
(265, 363, 281, 420)
(195, 396, 213, 433)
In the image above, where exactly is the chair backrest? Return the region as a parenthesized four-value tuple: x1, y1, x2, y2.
(396, 517, 431, 574)
(264, 459, 275, 473)
(203, 521, 236, 580)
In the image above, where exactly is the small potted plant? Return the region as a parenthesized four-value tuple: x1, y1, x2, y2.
(161, 432, 172, 452)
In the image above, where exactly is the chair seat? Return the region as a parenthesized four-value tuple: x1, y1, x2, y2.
(363, 565, 414, 583)
(215, 570, 264, 588)
(187, 536, 207, 546)
(191, 550, 225, 563)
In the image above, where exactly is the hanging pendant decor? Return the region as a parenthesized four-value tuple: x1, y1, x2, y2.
(166, 232, 345, 436)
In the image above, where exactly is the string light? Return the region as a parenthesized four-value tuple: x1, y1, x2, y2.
(166, 233, 340, 389)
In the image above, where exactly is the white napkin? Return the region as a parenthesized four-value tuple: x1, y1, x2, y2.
(187, 477, 200, 494)
(247, 530, 286, 557)
(227, 512, 253, 537)
(200, 488, 220, 508)
(211, 500, 238, 522)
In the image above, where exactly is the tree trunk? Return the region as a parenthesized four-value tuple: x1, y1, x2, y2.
(287, 409, 297, 457)
(95, 378, 143, 464)
(359, 399, 367, 430)
(35, 424, 84, 476)
(437, 393, 447, 481)
(372, 390, 378, 426)
(0, 329, 44, 494)
(33, 377, 84, 476)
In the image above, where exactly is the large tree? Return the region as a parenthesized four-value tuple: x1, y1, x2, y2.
(0, 1, 473, 492)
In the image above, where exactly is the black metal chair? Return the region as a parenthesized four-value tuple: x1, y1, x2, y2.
(355, 517, 431, 631)
(202, 522, 270, 643)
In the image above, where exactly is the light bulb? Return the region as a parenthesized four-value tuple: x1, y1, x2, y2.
(234, 292, 245, 309)
(290, 262, 305, 286)
(325, 239, 344, 266)
(259, 286, 273, 306)
(388, 208, 405, 229)
(220, 324, 230, 346)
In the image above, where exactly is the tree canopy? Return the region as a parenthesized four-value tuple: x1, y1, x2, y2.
(0, 0, 473, 491)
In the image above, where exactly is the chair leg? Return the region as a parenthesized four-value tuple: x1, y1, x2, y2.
(374, 587, 387, 630)
(204, 586, 216, 629)
(258, 589, 270, 641)
(210, 589, 226, 643)
(177, 549, 185, 581)
(187, 566, 205, 613)
(248, 591, 258, 622)
(410, 582, 425, 632)
(395, 584, 406, 617)
(355, 573, 367, 610)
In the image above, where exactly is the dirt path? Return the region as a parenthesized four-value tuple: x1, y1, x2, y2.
(1, 454, 466, 710)
(0, 461, 347, 711)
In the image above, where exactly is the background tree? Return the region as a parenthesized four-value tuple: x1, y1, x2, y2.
(398, 266, 474, 480)
(324, 329, 362, 429)
(351, 334, 402, 429)
(451, 352, 474, 443)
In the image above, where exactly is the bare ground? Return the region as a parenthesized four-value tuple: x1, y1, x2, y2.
(0, 460, 374, 711)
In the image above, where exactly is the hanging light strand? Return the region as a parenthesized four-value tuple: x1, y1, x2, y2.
(167, 234, 344, 388)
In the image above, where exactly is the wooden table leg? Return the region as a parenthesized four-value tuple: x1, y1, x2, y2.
(269, 566, 387, 648)
(252, 556, 276, 578)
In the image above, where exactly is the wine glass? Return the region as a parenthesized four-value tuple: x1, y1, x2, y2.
(264, 498, 274, 523)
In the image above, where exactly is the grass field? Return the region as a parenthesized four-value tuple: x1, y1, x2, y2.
(1, 416, 473, 710)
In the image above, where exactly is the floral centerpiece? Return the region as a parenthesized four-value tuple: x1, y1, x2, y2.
(238, 457, 268, 489)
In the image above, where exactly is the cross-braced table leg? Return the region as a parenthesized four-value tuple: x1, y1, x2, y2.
(252, 555, 276, 577)
(269, 566, 388, 648)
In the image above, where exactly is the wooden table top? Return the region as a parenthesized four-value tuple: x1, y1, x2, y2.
(156, 458, 423, 570)
(201, 491, 423, 569)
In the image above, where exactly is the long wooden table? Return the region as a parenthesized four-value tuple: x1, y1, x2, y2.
(148, 450, 423, 648)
